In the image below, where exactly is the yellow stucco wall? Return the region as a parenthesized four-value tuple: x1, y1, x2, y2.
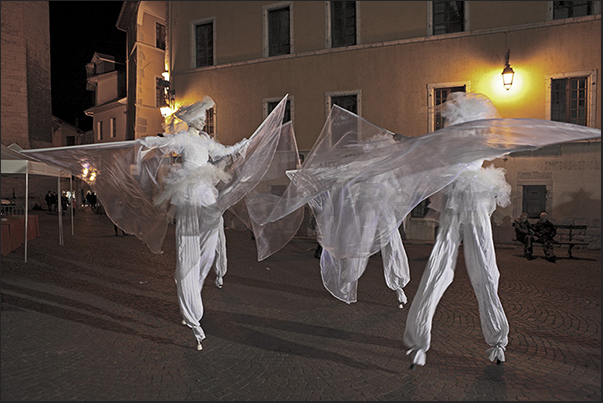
(135, 2, 168, 138)
(171, 22, 600, 149)
(164, 1, 601, 242)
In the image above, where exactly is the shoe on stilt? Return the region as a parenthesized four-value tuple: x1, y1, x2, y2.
(181, 319, 187, 325)
(196, 342, 203, 351)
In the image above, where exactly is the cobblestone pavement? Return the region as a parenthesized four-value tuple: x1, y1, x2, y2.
(1, 207, 600, 401)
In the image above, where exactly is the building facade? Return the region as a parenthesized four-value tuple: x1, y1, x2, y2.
(117, 1, 169, 141)
(1, 1, 53, 150)
(126, 1, 602, 246)
(51, 116, 89, 147)
(1, 1, 56, 209)
(84, 52, 128, 143)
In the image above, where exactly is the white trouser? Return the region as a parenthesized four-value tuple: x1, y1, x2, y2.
(175, 207, 221, 344)
(404, 210, 509, 365)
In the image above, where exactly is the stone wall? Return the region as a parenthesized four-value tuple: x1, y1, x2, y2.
(1, 2, 52, 149)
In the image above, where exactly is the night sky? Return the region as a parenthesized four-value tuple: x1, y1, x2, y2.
(49, 1, 126, 131)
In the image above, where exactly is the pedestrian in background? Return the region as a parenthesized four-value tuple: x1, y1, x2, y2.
(45, 191, 53, 211)
(51, 191, 59, 213)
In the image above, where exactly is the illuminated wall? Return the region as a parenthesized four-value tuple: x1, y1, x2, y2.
(166, 1, 601, 243)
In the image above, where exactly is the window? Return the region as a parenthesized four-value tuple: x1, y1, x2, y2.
(546, 70, 596, 127)
(330, 94, 357, 114)
(326, 91, 361, 145)
(156, 77, 167, 108)
(552, 1, 595, 19)
(265, 97, 295, 154)
(330, 1, 357, 48)
(97, 121, 103, 141)
(551, 77, 588, 126)
(267, 100, 292, 124)
(428, 83, 468, 131)
(522, 185, 547, 219)
(268, 6, 291, 56)
(431, 1, 465, 35)
(194, 21, 214, 68)
(156, 23, 166, 50)
(110, 118, 117, 138)
(411, 199, 431, 218)
(414, 84, 466, 218)
(434, 86, 466, 130)
(205, 107, 215, 136)
(66, 136, 76, 146)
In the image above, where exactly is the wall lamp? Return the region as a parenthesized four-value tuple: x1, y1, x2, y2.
(501, 49, 515, 91)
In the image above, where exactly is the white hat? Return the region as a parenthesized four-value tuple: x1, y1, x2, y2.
(441, 92, 500, 127)
(175, 95, 215, 130)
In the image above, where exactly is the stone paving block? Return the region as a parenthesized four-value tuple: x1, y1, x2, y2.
(1, 208, 601, 400)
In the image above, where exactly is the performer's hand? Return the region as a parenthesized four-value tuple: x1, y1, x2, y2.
(237, 138, 250, 156)
(138, 135, 166, 148)
(138, 136, 155, 148)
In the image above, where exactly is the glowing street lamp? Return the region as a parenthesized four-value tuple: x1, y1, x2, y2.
(502, 49, 515, 91)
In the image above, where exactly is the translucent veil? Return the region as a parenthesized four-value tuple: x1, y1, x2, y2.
(22, 141, 170, 253)
(21, 95, 295, 255)
(246, 100, 600, 302)
(229, 121, 305, 260)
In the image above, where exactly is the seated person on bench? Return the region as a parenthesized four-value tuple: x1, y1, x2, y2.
(533, 212, 557, 262)
(513, 212, 535, 260)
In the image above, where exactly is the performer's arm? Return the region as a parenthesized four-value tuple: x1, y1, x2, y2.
(138, 131, 187, 154)
(207, 137, 249, 160)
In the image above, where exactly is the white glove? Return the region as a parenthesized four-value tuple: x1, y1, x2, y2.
(237, 138, 250, 155)
(138, 136, 164, 148)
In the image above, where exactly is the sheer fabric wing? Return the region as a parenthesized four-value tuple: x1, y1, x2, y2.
(216, 95, 288, 211)
(213, 95, 304, 260)
(21, 141, 170, 254)
(252, 105, 601, 263)
(237, 122, 305, 260)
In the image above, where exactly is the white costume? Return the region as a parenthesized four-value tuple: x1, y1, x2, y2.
(404, 93, 510, 367)
(404, 164, 511, 367)
(22, 95, 291, 351)
(20, 92, 600, 358)
(139, 97, 249, 349)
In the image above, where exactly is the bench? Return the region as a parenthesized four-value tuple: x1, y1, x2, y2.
(552, 224, 589, 258)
